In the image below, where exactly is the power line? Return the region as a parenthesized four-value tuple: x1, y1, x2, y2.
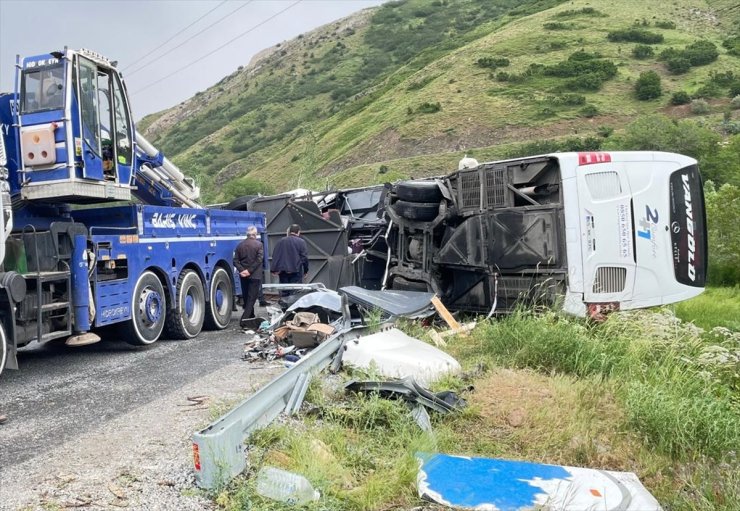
(121, 0, 228, 72)
(132, 0, 301, 96)
(126, 0, 255, 78)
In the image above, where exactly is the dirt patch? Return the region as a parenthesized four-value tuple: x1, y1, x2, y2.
(463, 367, 634, 470)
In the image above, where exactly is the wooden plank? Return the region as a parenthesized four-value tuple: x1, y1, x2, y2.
(431, 296, 461, 331)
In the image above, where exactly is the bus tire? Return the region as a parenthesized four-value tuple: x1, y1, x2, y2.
(165, 270, 205, 339)
(204, 267, 233, 330)
(125, 271, 167, 346)
(393, 200, 439, 221)
(396, 181, 442, 203)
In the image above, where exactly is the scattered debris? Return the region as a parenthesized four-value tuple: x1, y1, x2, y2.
(179, 396, 209, 407)
(341, 327, 461, 386)
(346, 377, 466, 414)
(416, 453, 661, 510)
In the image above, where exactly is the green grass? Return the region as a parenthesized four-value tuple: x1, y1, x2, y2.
(215, 305, 740, 510)
(673, 286, 740, 331)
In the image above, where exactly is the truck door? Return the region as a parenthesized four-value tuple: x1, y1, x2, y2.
(76, 56, 104, 181)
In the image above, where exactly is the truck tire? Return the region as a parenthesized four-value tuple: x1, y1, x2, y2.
(393, 200, 439, 221)
(125, 271, 167, 346)
(204, 267, 234, 330)
(165, 270, 206, 339)
(396, 181, 442, 203)
(0, 324, 7, 378)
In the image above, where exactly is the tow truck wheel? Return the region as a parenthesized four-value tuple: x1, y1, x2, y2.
(204, 267, 233, 330)
(125, 271, 167, 346)
(0, 324, 7, 378)
(165, 270, 205, 339)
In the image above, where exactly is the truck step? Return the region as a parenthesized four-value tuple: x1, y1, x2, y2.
(21, 271, 70, 283)
(40, 302, 70, 312)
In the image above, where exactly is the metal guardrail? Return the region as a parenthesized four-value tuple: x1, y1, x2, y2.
(192, 322, 376, 489)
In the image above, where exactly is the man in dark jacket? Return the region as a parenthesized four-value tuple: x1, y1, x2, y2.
(233, 225, 263, 323)
(270, 224, 309, 291)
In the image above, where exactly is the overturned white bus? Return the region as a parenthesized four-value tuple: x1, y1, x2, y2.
(241, 151, 706, 317)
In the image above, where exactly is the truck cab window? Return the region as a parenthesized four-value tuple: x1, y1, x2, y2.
(21, 64, 64, 113)
(77, 57, 101, 157)
(111, 74, 132, 166)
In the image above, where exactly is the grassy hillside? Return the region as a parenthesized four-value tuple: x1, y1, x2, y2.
(140, 0, 740, 203)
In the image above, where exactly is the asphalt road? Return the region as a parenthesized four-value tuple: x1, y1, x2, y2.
(0, 312, 252, 472)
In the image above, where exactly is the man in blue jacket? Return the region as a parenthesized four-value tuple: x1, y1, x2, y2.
(271, 224, 309, 292)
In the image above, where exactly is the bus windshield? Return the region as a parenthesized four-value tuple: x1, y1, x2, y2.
(670, 165, 707, 287)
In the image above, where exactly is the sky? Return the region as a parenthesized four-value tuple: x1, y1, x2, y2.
(0, 0, 385, 119)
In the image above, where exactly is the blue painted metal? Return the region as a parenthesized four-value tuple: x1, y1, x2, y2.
(416, 453, 661, 510)
(71, 234, 91, 332)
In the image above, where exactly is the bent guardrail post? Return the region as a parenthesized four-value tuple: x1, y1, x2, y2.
(192, 321, 377, 489)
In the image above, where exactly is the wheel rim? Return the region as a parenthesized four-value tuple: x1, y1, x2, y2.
(207, 268, 233, 329)
(141, 288, 163, 327)
(182, 277, 204, 329)
(131, 272, 166, 344)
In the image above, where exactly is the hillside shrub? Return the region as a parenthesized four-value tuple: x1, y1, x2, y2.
(597, 126, 614, 138)
(634, 71, 662, 100)
(684, 40, 719, 66)
(709, 70, 737, 87)
(632, 45, 654, 59)
(704, 182, 740, 285)
(551, 93, 586, 106)
(667, 57, 691, 74)
(670, 91, 691, 105)
(378, 164, 389, 174)
(543, 22, 570, 30)
(731, 95, 740, 109)
(475, 56, 510, 69)
(614, 115, 720, 160)
(654, 20, 676, 29)
(416, 102, 441, 114)
(731, 83, 740, 97)
(565, 73, 604, 91)
(495, 71, 510, 82)
(580, 104, 599, 117)
(691, 99, 710, 114)
(607, 29, 663, 44)
(694, 82, 722, 99)
(723, 36, 740, 56)
(553, 7, 603, 18)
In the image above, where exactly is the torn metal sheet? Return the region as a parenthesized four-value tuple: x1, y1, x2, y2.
(286, 290, 343, 314)
(339, 286, 436, 319)
(345, 377, 466, 414)
(416, 453, 662, 511)
(341, 327, 461, 386)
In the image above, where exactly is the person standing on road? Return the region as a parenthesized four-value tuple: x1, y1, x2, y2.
(270, 224, 309, 291)
(233, 225, 264, 323)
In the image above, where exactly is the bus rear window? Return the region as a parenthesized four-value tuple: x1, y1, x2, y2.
(669, 165, 706, 287)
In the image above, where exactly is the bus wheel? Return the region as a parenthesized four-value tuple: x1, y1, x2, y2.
(165, 270, 205, 339)
(204, 267, 233, 330)
(125, 271, 166, 345)
(0, 324, 7, 378)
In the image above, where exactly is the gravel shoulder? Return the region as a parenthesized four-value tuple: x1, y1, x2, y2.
(0, 314, 282, 511)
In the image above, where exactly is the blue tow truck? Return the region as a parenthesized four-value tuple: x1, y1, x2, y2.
(0, 48, 265, 375)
